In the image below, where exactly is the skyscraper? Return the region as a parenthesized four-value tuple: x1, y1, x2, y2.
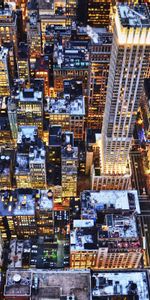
(92, 3, 150, 190)
(88, 30, 112, 130)
(0, 47, 11, 96)
(87, 0, 111, 28)
(61, 132, 78, 197)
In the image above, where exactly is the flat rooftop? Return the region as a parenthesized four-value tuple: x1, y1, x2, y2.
(31, 270, 90, 300)
(98, 214, 138, 240)
(118, 4, 150, 27)
(15, 153, 29, 174)
(36, 189, 53, 211)
(29, 146, 46, 163)
(0, 190, 35, 216)
(81, 190, 140, 219)
(73, 220, 94, 228)
(45, 24, 71, 36)
(61, 145, 78, 160)
(29, 12, 38, 27)
(38, 0, 54, 11)
(71, 226, 97, 251)
(91, 270, 149, 299)
(0, 5, 14, 18)
(4, 270, 32, 297)
(17, 126, 38, 144)
(47, 95, 85, 116)
(54, 45, 89, 69)
(0, 154, 11, 175)
(15, 89, 42, 102)
(0, 47, 8, 61)
(79, 26, 112, 45)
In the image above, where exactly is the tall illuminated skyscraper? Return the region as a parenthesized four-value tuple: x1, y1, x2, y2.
(0, 47, 11, 96)
(92, 3, 150, 190)
(88, 31, 112, 130)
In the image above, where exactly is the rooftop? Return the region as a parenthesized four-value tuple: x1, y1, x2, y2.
(0, 46, 8, 61)
(53, 44, 89, 69)
(46, 95, 85, 116)
(73, 220, 94, 228)
(0, 189, 35, 216)
(71, 225, 97, 251)
(29, 145, 46, 163)
(61, 145, 78, 160)
(78, 26, 112, 45)
(31, 270, 90, 300)
(38, 0, 54, 12)
(4, 270, 32, 297)
(17, 126, 38, 145)
(28, 11, 39, 27)
(0, 153, 11, 175)
(91, 271, 149, 299)
(15, 88, 43, 102)
(45, 24, 71, 36)
(36, 189, 53, 211)
(98, 214, 138, 240)
(0, 4, 14, 17)
(81, 190, 140, 219)
(118, 4, 150, 28)
(61, 132, 74, 147)
(15, 153, 29, 174)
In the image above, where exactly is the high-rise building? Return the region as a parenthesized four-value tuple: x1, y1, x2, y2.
(71, 190, 143, 270)
(45, 79, 85, 140)
(0, 150, 13, 189)
(35, 189, 54, 236)
(17, 43, 30, 83)
(0, 189, 54, 239)
(48, 125, 62, 191)
(8, 96, 18, 140)
(38, 0, 66, 49)
(103, 3, 150, 174)
(0, 97, 12, 146)
(88, 30, 112, 130)
(31, 55, 51, 96)
(15, 125, 39, 188)
(15, 88, 43, 137)
(92, 3, 150, 190)
(61, 132, 78, 197)
(53, 41, 89, 95)
(87, 0, 112, 28)
(29, 145, 47, 189)
(0, 47, 11, 96)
